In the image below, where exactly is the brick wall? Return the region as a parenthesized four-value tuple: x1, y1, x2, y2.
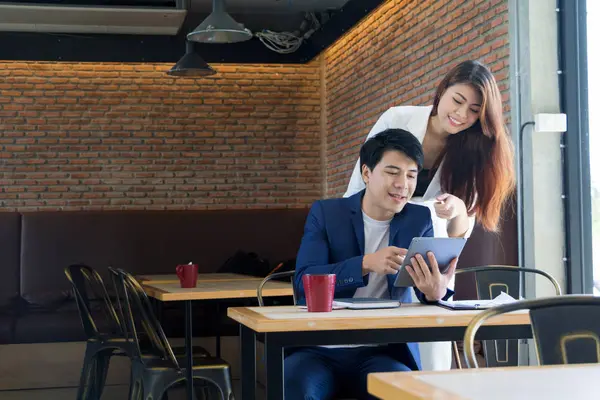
(0, 62, 322, 211)
(0, 0, 512, 210)
(324, 0, 510, 197)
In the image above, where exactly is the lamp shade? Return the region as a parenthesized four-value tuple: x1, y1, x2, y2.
(166, 42, 216, 77)
(186, 0, 252, 44)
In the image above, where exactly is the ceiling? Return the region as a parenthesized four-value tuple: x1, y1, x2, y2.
(189, 0, 350, 13)
(184, 0, 349, 33)
(0, 0, 384, 63)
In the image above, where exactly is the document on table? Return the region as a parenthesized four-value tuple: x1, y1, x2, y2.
(436, 292, 519, 310)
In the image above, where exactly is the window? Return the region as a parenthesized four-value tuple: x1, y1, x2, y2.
(587, 1, 599, 294)
(561, 0, 593, 294)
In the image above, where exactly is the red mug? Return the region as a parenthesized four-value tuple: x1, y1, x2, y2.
(302, 274, 336, 312)
(176, 262, 198, 288)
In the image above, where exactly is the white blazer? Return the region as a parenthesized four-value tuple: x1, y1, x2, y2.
(343, 105, 476, 371)
(343, 105, 476, 239)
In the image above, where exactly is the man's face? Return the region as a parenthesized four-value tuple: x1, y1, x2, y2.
(361, 150, 418, 219)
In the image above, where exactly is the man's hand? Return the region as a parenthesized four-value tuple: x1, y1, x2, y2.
(406, 252, 457, 301)
(362, 246, 408, 276)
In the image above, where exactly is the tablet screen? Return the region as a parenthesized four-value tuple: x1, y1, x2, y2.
(393, 237, 467, 287)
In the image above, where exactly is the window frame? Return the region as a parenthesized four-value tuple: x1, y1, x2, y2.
(559, 0, 593, 294)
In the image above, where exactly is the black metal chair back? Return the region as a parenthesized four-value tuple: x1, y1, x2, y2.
(64, 264, 122, 338)
(257, 270, 296, 307)
(464, 295, 600, 367)
(454, 265, 561, 368)
(110, 267, 180, 368)
(65, 264, 128, 400)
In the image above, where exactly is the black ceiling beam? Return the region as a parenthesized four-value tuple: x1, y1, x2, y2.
(296, 0, 386, 63)
(0, 0, 176, 6)
(0, 0, 384, 64)
(0, 31, 298, 63)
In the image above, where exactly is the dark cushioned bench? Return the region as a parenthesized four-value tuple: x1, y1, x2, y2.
(11, 208, 309, 343)
(0, 206, 516, 344)
(0, 212, 21, 344)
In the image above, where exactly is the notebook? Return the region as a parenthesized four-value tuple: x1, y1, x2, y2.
(297, 298, 401, 310)
(332, 298, 401, 309)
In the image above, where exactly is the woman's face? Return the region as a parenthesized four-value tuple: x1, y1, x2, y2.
(436, 83, 482, 135)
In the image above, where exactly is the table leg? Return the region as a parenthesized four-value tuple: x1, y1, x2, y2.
(240, 325, 256, 400)
(185, 300, 195, 400)
(154, 298, 163, 324)
(215, 301, 221, 358)
(265, 334, 284, 400)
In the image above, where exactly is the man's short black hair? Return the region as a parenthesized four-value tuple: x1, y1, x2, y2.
(359, 128, 424, 172)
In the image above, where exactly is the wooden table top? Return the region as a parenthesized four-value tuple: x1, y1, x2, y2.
(367, 363, 600, 400)
(137, 272, 262, 284)
(226, 304, 531, 333)
(143, 279, 293, 301)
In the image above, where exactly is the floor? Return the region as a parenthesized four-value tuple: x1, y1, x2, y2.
(0, 338, 263, 399)
(0, 380, 266, 399)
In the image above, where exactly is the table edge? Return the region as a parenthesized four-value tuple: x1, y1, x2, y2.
(368, 373, 465, 400)
(143, 285, 292, 301)
(226, 306, 531, 333)
(367, 363, 600, 400)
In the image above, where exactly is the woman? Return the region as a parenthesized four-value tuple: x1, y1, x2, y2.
(344, 60, 516, 370)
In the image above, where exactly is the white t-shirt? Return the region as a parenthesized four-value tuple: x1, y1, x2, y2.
(323, 212, 391, 348)
(353, 212, 392, 299)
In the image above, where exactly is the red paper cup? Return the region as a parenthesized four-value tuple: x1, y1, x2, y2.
(302, 274, 336, 312)
(176, 263, 198, 288)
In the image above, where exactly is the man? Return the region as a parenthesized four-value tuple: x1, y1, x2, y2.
(287, 128, 457, 400)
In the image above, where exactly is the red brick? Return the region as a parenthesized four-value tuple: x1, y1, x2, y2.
(0, 59, 322, 210)
(324, 0, 510, 197)
(0, 0, 509, 210)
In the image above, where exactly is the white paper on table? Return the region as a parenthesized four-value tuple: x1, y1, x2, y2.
(439, 291, 519, 309)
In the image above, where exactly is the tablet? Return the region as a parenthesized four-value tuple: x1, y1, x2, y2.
(393, 237, 467, 287)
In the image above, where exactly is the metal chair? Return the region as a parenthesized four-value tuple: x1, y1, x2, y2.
(464, 295, 600, 368)
(108, 267, 211, 355)
(452, 265, 562, 369)
(257, 270, 296, 306)
(66, 264, 214, 399)
(65, 264, 133, 400)
(112, 267, 234, 400)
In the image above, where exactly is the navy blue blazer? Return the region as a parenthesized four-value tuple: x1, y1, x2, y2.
(294, 190, 454, 370)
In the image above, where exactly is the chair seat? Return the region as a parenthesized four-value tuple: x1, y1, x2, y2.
(137, 334, 211, 357)
(173, 345, 211, 357)
(87, 336, 211, 360)
(139, 345, 211, 359)
(131, 355, 233, 400)
(142, 355, 229, 371)
(91, 335, 128, 343)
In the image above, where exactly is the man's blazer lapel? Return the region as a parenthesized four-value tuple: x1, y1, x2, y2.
(349, 191, 365, 254)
